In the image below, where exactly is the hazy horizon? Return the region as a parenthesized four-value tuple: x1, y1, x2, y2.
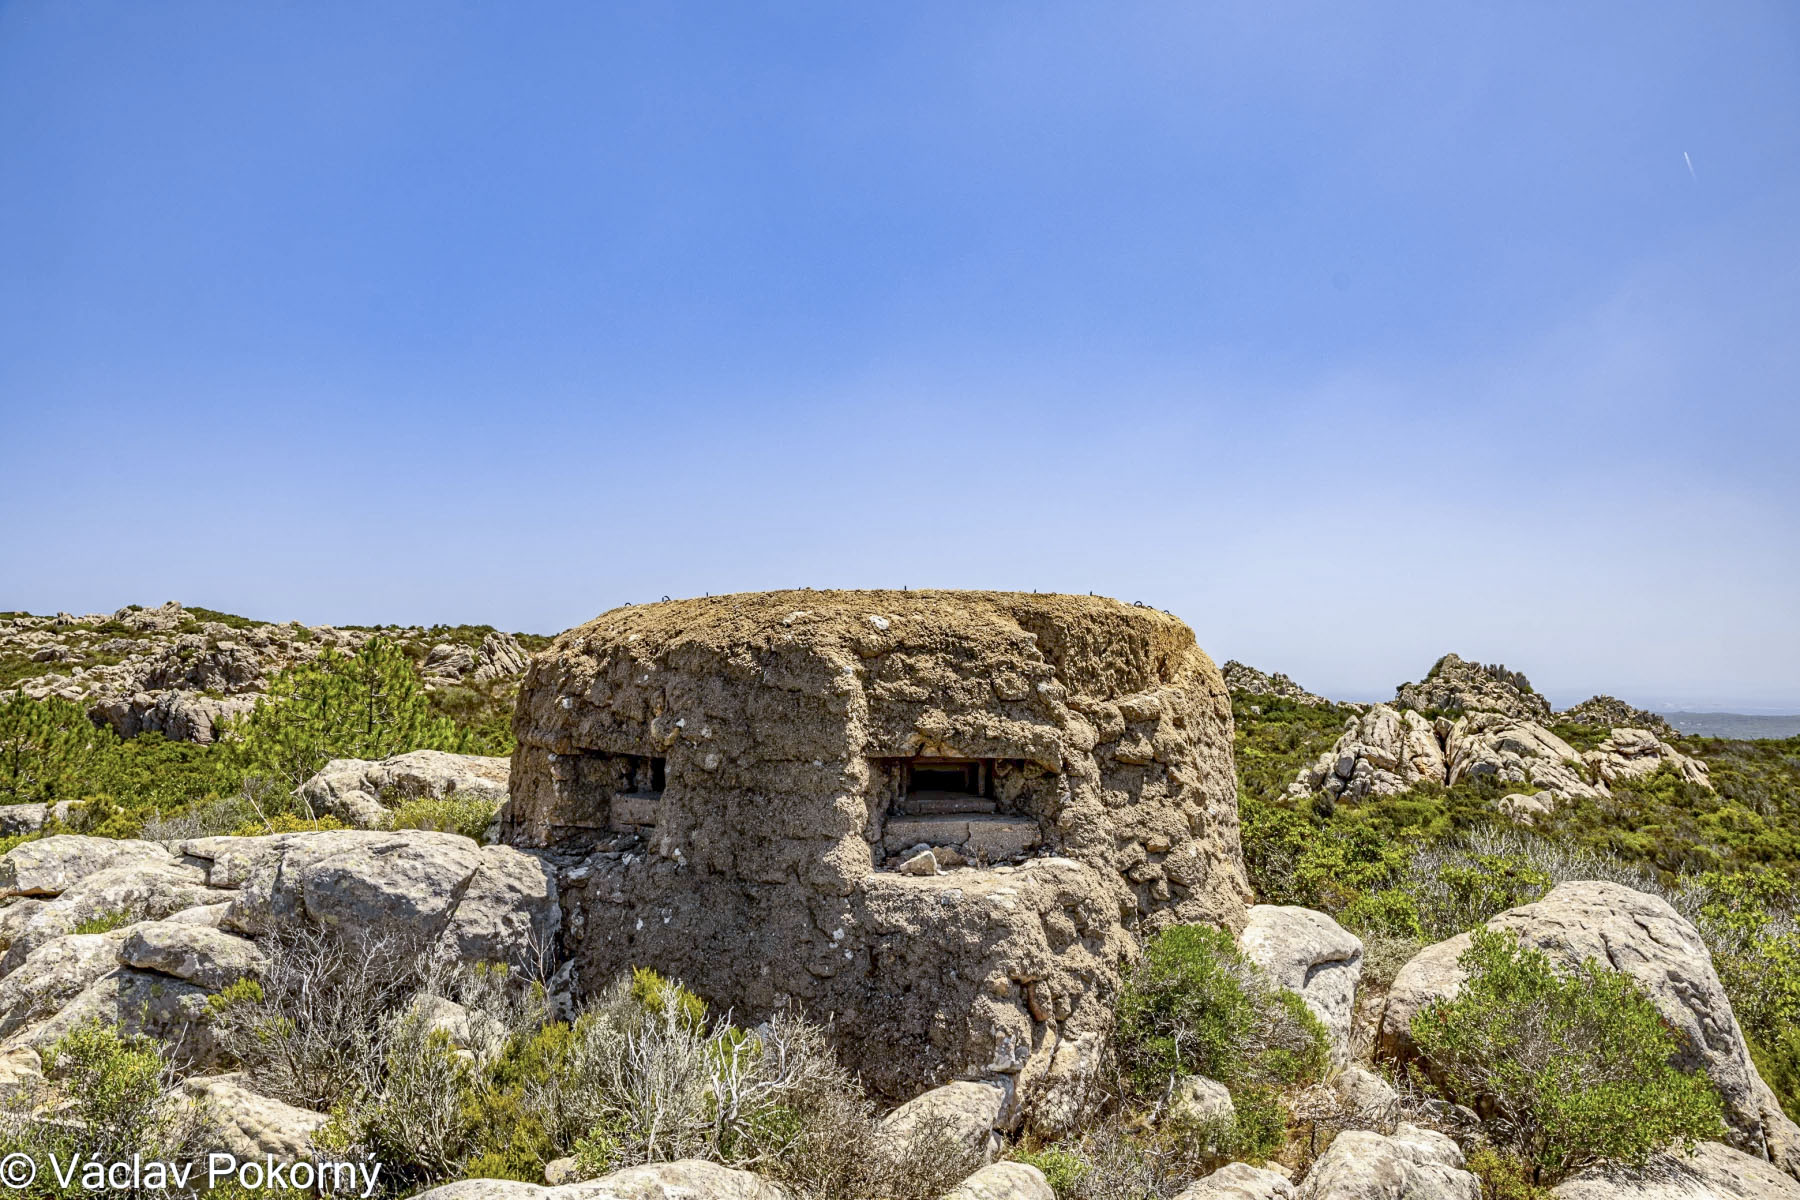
(4, 4, 1797, 712)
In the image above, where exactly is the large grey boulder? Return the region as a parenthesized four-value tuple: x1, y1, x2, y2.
(0, 860, 218, 971)
(1296, 1123, 1479, 1199)
(20, 967, 219, 1068)
(1584, 728, 1711, 790)
(1237, 905, 1363, 1063)
(1552, 1140, 1800, 1199)
(877, 1080, 1007, 1162)
(1445, 713, 1606, 801)
(1377, 882, 1800, 1176)
(180, 1075, 328, 1160)
(1176, 1163, 1297, 1199)
(120, 923, 266, 990)
(200, 831, 558, 965)
(0, 931, 127, 1038)
(944, 1162, 1054, 1200)
(407, 1159, 790, 1199)
(0, 835, 174, 898)
(295, 750, 510, 828)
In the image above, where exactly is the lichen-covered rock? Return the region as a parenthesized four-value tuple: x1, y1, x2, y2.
(1551, 1140, 1800, 1199)
(1295, 1122, 1480, 1199)
(408, 1160, 790, 1200)
(1176, 1163, 1297, 1200)
(1584, 728, 1711, 790)
(1236, 905, 1362, 1064)
(1378, 882, 1800, 1175)
(1167, 1075, 1235, 1131)
(517, 591, 1248, 1120)
(944, 1162, 1054, 1200)
(0, 860, 217, 971)
(120, 923, 266, 990)
(1395, 653, 1550, 721)
(877, 1080, 1007, 1162)
(20, 967, 219, 1067)
(202, 831, 558, 965)
(0, 835, 175, 898)
(296, 750, 511, 828)
(180, 1075, 328, 1160)
(1334, 1065, 1400, 1127)
(0, 931, 126, 1038)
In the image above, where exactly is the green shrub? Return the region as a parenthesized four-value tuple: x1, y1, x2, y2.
(230, 811, 349, 837)
(1115, 925, 1257, 1095)
(1411, 928, 1725, 1182)
(385, 792, 498, 842)
(0, 1021, 212, 1197)
(1011, 1146, 1091, 1194)
(1465, 1144, 1556, 1200)
(72, 909, 132, 935)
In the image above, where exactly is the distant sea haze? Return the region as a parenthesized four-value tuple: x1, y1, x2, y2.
(1660, 712, 1800, 740)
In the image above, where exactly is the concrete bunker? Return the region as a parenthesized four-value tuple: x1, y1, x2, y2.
(506, 589, 1249, 1127)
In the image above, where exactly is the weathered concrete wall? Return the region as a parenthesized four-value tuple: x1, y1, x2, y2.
(508, 590, 1247, 1126)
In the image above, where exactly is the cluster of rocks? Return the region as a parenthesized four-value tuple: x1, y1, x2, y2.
(1395, 653, 1553, 721)
(295, 749, 513, 829)
(3, 602, 535, 744)
(1292, 703, 1709, 822)
(1286, 653, 1708, 825)
(1221, 661, 1336, 708)
(1560, 695, 1677, 738)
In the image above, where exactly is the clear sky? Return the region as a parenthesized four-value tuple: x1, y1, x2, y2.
(3, 3, 1797, 711)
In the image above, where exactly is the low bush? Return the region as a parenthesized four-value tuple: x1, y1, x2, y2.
(1114, 923, 1327, 1166)
(1411, 928, 1725, 1182)
(0, 1022, 212, 1198)
(385, 792, 498, 842)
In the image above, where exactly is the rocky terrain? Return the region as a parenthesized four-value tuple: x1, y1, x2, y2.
(1, 601, 540, 744)
(0, 594, 1794, 1199)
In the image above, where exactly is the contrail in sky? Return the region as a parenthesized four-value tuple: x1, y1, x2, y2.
(1684, 151, 1697, 180)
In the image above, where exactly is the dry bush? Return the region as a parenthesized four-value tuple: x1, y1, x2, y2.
(210, 923, 439, 1111)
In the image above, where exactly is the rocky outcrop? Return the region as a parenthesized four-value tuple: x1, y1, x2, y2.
(1552, 1140, 1800, 1199)
(1295, 1123, 1480, 1199)
(1559, 696, 1675, 739)
(516, 591, 1248, 1123)
(1445, 712, 1606, 800)
(1377, 882, 1800, 1175)
(0, 830, 561, 1071)
(1584, 729, 1711, 790)
(1396, 653, 1551, 721)
(1292, 702, 1617, 817)
(3, 604, 539, 744)
(177, 830, 558, 964)
(1290, 707, 1446, 800)
(295, 750, 511, 828)
(180, 1074, 328, 1160)
(1177, 1163, 1297, 1199)
(944, 1162, 1054, 1200)
(408, 1161, 791, 1200)
(1236, 906, 1363, 1064)
(876, 1080, 1007, 1162)
(1222, 661, 1331, 707)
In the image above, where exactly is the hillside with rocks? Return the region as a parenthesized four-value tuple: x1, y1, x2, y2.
(0, 594, 1795, 1200)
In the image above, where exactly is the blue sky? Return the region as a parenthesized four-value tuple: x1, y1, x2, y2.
(2, 3, 1797, 710)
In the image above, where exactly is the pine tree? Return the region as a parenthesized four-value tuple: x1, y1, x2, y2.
(0, 691, 117, 805)
(227, 637, 470, 788)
